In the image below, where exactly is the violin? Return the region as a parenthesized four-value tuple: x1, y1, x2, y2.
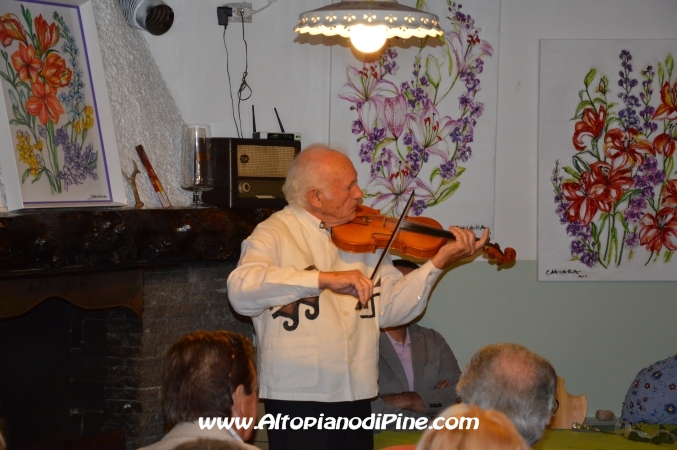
(332, 204, 516, 266)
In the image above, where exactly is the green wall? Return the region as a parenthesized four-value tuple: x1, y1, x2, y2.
(420, 260, 677, 415)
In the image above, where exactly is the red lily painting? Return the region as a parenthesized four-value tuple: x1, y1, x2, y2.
(573, 106, 606, 151)
(550, 49, 677, 270)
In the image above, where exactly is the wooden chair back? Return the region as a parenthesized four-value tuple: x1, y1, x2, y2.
(547, 376, 587, 429)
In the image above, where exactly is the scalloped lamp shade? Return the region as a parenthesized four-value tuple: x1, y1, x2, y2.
(295, 0, 444, 53)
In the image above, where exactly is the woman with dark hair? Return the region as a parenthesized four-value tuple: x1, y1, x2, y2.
(139, 330, 259, 450)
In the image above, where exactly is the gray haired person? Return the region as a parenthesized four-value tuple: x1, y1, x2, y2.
(456, 343, 557, 446)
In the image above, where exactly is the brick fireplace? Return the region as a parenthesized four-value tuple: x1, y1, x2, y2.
(0, 208, 269, 449)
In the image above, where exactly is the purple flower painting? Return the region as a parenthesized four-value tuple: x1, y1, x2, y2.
(338, 1, 495, 218)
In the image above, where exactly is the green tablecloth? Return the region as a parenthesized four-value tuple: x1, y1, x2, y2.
(373, 427, 674, 449)
(373, 430, 422, 449)
(533, 429, 667, 450)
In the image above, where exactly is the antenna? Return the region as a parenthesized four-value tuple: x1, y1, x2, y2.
(252, 105, 257, 134)
(274, 107, 286, 132)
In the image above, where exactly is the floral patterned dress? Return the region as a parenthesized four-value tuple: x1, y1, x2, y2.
(621, 354, 677, 424)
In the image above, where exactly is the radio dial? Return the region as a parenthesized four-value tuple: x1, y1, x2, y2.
(239, 182, 251, 193)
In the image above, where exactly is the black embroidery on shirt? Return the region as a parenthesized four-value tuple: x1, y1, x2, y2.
(359, 278, 380, 319)
(270, 265, 320, 332)
(272, 296, 319, 331)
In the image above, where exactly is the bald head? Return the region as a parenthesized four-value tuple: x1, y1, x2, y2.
(456, 343, 557, 445)
(282, 145, 351, 209)
(282, 144, 363, 227)
(494, 352, 540, 391)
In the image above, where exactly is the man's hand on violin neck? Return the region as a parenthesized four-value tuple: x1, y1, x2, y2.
(318, 270, 373, 306)
(431, 227, 491, 270)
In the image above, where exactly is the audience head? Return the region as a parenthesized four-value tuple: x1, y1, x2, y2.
(416, 403, 530, 450)
(162, 330, 257, 440)
(456, 343, 557, 445)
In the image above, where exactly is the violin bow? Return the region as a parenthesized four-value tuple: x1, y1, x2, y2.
(355, 191, 416, 311)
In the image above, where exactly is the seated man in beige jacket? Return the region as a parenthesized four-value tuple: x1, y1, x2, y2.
(139, 330, 259, 450)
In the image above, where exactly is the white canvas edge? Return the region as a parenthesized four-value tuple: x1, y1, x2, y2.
(78, 0, 126, 206)
(537, 38, 548, 281)
(0, 72, 19, 210)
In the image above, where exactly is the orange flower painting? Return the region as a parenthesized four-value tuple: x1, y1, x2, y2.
(0, 13, 28, 46)
(652, 81, 677, 121)
(34, 13, 59, 55)
(41, 53, 71, 88)
(25, 80, 64, 125)
(11, 42, 41, 82)
(0, 4, 98, 195)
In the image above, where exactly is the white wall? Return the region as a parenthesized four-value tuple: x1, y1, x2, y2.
(495, 0, 677, 258)
(487, 0, 677, 412)
(143, 0, 331, 143)
(145, 0, 677, 415)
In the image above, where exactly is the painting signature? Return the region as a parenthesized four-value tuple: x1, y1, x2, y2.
(545, 269, 587, 278)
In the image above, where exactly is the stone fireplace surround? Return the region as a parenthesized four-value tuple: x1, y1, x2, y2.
(0, 207, 270, 449)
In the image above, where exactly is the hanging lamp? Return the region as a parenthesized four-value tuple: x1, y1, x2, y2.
(294, 0, 444, 53)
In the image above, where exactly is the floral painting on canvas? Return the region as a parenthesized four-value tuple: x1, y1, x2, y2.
(0, 0, 124, 209)
(330, 0, 500, 231)
(539, 39, 677, 281)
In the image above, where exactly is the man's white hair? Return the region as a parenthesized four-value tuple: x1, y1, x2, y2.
(282, 144, 347, 208)
(456, 343, 557, 446)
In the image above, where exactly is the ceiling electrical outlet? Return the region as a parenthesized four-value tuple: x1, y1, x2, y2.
(225, 3, 253, 22)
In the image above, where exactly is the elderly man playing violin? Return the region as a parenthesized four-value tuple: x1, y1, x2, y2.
(227, 144, 489, 450)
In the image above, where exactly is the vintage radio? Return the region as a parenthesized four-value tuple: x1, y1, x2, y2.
(202, 137, 300, 208)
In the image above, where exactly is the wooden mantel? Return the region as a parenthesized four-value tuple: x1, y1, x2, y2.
(0, 207, 273, 318)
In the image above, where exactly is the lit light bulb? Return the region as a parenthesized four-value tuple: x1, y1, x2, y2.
(349, 24, 387, 53)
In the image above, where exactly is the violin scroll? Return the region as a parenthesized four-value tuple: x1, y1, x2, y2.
(483, 242, 516, 266)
